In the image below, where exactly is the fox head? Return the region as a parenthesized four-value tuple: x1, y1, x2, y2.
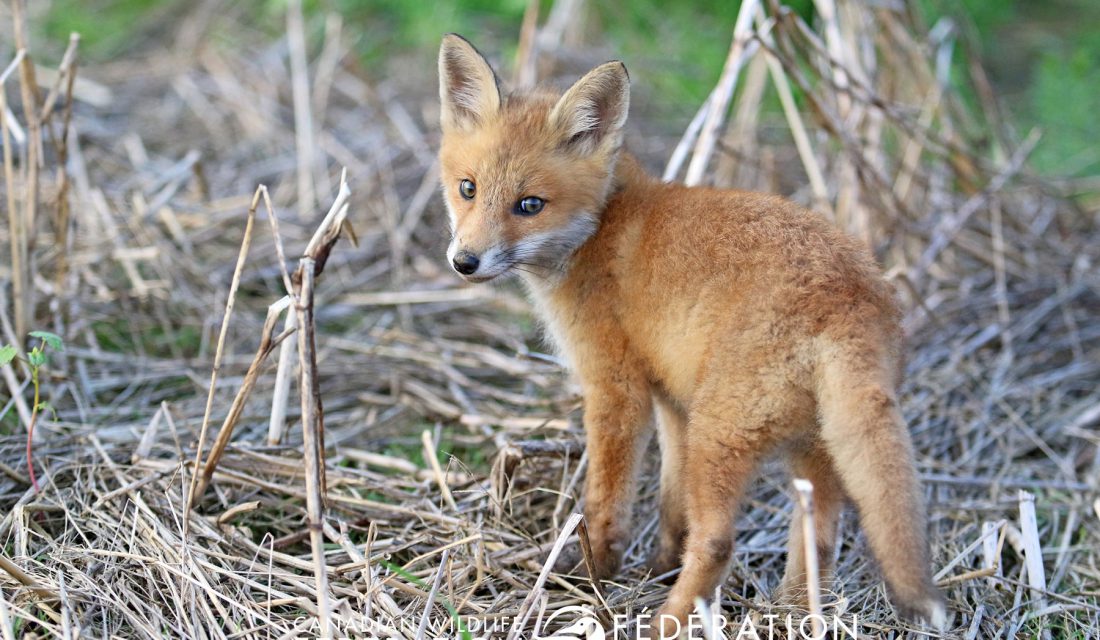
(437, 34, 630, 282)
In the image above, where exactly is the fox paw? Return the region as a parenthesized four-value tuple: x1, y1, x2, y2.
(551, 538, 624, 580)
(645, 546, 681, 583)
(895, 593, 948, 631)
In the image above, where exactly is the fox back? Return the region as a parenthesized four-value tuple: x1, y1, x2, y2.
(437, 34, 945, 636)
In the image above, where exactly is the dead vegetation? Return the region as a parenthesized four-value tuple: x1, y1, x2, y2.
(0, 0, 1097, 638)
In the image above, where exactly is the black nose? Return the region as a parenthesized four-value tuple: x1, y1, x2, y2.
(452, 251, 480, 275)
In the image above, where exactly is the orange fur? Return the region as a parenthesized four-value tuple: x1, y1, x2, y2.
(437, 34, 946, 635)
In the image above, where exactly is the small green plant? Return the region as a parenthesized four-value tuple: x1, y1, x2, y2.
(0, 330, 64, 492)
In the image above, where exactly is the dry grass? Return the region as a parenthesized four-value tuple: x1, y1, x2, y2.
(1, 0, 1098, 638)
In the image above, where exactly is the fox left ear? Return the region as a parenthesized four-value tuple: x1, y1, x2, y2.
(549, 61, 630, 154)
(439, 34, 502, 131)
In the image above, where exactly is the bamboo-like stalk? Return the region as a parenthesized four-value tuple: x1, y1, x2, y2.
(421, 429, 458, 511)
(793, 478, 824, 638)
(191, 296, 294, 502)
(514, 0, 541, 88)
(1018, 491, 1048, 618)
(288, 0, 318, 219)
(46, 34, 81, 293)
(267, 311, 297, 445)
(11, 0, 41, 340)
(295, 256, 332, 639)
(1, 52, 26, 381)
(507, 512, 584, 640)
(663, 92, 712, 182)
(183, 187, 260, 529)
(754, 10, 831, 215)
(684, 0, 760, 186)
(415, 548, 450, 640)
(715, 51, 767, 188)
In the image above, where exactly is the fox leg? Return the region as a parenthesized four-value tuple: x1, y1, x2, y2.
(778, 441, 845, 603)
(651, 399, 764, 638)
(647, 395, 688, 578)
(816, 347, 945, 628)
(579, 373, 654, 579)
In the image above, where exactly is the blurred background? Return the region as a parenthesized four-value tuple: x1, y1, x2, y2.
(33, 0, 1100, 181)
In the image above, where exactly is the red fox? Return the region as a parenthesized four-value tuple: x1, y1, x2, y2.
(437, 34, 946, 635)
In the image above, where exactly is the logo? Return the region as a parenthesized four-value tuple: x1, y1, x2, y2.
(540, 606, 605, 640)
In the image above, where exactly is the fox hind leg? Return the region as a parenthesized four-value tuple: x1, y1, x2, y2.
(647, 395, 688, 580)
(816, 348, 946, 628)
(651, 384, 771, 638)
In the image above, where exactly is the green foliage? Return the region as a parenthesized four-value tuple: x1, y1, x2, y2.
(0, 344, 16, 367)
(35, 0, 1100, 178)
(379, 559, 472, 640)
(1029, 31, 1100, 176)
(43, 0, 166, 59)
(920, 0, 1100, 178)
(28, 331, 63, 351)
(2, 331, 66, 490)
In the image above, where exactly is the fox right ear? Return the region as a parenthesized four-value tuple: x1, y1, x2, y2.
(439, 34, 501, 131)
(549, 61, 630, 155)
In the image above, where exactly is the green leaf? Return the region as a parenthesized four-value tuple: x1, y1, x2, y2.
(29, 331, 63, 351)
(0, 345, 16, 366)
(28, 351, 46, 368)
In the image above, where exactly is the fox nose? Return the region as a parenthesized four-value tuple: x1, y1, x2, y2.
(452, 251, 480, 275)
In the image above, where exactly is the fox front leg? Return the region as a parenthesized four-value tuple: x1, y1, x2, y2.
(577, 367, 654, 579)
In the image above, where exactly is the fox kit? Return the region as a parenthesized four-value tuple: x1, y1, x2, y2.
(437, 34, 945, 634)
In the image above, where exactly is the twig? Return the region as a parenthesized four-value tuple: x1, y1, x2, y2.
(912, 128, 1041, 281)
(287, 0, 319, 219)
(754, 13, 830, 214)
(192, 296, 295, 501)
(421, 429, 458, 512)
(507, 513, 584, 640)
(295, 256, 332, 639)
(684, 0, 760, 186)
(12, 0, 41, 339)
(287, 169, 353, 638)
(415, 549, 450, 640)
(183, 187, 260, 528)
(793, 478, 824, 638)
(267, 310, 298, 445)
(0, 585, 15, 640)
(663, 92, 712, 182)
(513, 0, 541, 87)
(0, 553, 54, 600)
(1018, 491, 1048, 619)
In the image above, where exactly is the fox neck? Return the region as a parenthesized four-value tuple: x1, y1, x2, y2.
(518, 151, 647, 292)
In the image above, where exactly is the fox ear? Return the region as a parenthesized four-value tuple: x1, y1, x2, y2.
(549, 61, 630, 154)
(439, 34, 502, 131)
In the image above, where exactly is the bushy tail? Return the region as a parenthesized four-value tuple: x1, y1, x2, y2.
(815, 340, 946, 629)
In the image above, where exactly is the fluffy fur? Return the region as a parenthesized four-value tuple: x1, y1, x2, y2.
(437, 33, 945, 636)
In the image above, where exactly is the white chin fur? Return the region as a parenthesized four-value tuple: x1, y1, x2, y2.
(509, 213, 598, 270)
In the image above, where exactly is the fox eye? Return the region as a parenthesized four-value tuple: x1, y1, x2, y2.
(516, 196, 545, 216)
(459, 179, 476, 200)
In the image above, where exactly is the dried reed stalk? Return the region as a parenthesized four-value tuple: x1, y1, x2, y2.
(288, 0, 318, 219)
(10, 0, 40, 339)
(684, 0, 760, 186)
(514, 0, 541, 87)
(793, 479, 824, 637)
(295, 256, 332, 638)
(191, 296, 294, 500)
(183, 187, 259, 528)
